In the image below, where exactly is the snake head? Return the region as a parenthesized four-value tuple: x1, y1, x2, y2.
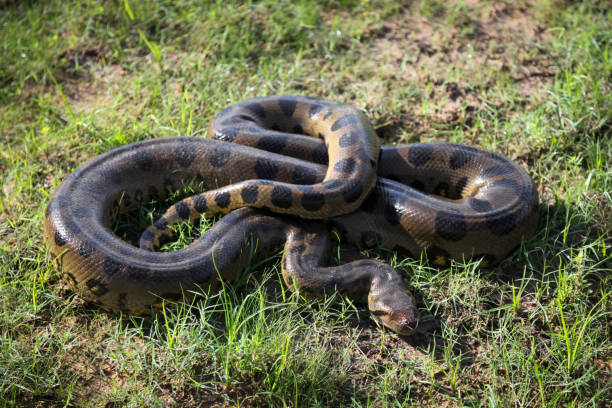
(370, 298, 419, 336)
(368, 265, 419, 335)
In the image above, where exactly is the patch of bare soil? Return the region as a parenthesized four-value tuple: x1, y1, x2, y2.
(62, 63, 126, 115)
(368, 0, 555, 142)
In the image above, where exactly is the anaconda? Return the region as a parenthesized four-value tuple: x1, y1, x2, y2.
(44, 95, 538, 334)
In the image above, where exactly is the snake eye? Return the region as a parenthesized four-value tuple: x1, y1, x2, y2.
(238, 114, 254, 122)
(371, 310, 389, 317)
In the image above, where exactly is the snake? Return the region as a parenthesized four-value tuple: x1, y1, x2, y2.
(43, 95, 539, 335)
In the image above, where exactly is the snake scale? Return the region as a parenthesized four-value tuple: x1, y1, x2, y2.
(44, 95, 538, 334)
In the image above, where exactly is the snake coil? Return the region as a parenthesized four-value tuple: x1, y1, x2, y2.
(44, 95, 538, 334)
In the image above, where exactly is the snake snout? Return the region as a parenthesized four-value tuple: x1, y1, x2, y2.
(370, 300, 419, 336)
(388, 307, 419, 336)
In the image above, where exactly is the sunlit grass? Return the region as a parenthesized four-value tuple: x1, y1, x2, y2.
(1, 0, 610, 406)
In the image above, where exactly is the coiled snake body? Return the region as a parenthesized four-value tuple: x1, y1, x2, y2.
(44, 95, 538, 334)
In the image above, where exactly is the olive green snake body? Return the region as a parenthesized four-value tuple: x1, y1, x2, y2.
(44, 95, 538, 334)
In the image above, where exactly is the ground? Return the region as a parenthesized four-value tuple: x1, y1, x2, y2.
(0, 1, 610, 407)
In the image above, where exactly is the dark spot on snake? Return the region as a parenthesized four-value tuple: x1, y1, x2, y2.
(242, 102, 266, 118)
(309, 103, 323, 118)
(360, 189, 380, 212)
(469, 197, 492, 213)
(455, 176, 468, 198)
(103, 258, 122, 276)
(408, 144, 434, 167)
(215, 192, 231, 208)
(241, 184, 259, 204)
(435, 209, 468, 241)
(331, 114, 359, 132)
(209, 145, 231, 168)
(384, 202, 401, 226)
(86, 279, 109, 296)
(483, 165, 514, 178)
(175, 143, 195, 167)
(339, 131, 359, 147)
(270, 186, 293, 209)
(450, 149, 474, 170)
(293, 124, 303, 134)
(342, 179, 363, 203)
(255, 158, 279, 179)
(154, 217, 168, 230)
(291, 165, 318, 185)
(135, 150, 154, 171)
(277, 97, 298, 117)
(72, 207, 90, 219)
(175, 201, 190, 220)
(312, 143, 328, 164)
(361, 230, 382, 247)
(255, 134, 287, 154)
(323, 110, 333, 120)
(301, 191, 325, 211)
(54, 230, 67, 246)
(127, 265, 148, 280)
(433, 182, 450, 197)
(333, 157, 357, 174)
(77, 240, 94, 258)
(485, 209, 517, 235)
(354, 147, 375, 167)
(410, 180, 425, 192)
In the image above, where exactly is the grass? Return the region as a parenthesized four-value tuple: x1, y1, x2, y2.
(1, 0, 610, 406)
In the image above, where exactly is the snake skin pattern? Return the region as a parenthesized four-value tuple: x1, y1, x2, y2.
(44, 95, 538, 334)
